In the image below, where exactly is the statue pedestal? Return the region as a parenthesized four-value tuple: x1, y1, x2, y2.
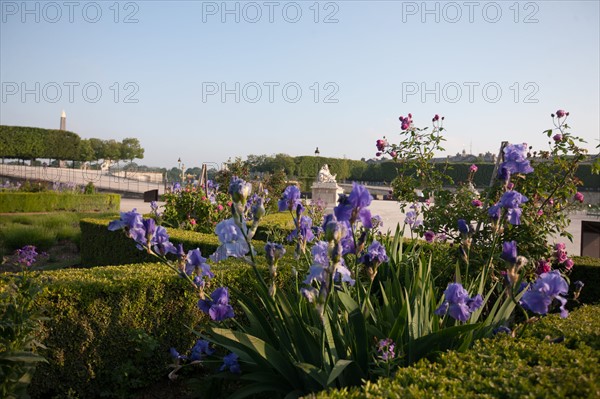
(311, 181, 344, 210)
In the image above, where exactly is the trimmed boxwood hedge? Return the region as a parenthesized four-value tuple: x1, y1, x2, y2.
(570, 256, 600, 304)
(27, 258, 294, 399)
(313, 305, 600, 399)
(0, 192, 120, 213)
(79, 215, 296, 267)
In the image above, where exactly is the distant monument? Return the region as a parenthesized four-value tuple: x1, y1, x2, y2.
(58, 110, 67, 167)
(311, 164, 344, 210)
(60, 110, 66, 131)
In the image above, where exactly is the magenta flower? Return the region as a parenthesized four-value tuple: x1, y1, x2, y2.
(556, 109, 567, 118)
(424, 230, 435, 243)
(553, 134, 563, 142)
(536, 259, 551, 275)
(399, 114, 413, 130)
(376, 138, 387, 151)
(471, 199, 483, 207)
(574, 192, 584, 203)
(469, 164, 478, 173)
(564, 258, 574, 270)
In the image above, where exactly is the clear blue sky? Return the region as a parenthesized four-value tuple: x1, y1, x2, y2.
(1, 0, 598, 169)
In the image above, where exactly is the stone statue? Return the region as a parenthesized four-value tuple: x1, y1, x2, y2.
(317, 164, 337, 183)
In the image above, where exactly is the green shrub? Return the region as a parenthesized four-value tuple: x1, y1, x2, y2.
(79, 218, 283, 267)
(314, 305, 600, 399)
(569, 256, 600, 304)
(0, 192, 120, 213)
(25, 259, 295, 399)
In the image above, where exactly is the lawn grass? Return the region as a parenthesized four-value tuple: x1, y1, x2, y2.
(0, 212, 118, 261)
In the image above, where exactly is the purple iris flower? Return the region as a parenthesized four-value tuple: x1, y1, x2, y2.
(499, 191, 528, 209)
(359, 240, 389, 268)
(278, 185, 302, 212)
(499, 143, 534, 179)
(287, 215, 315, 243)
(229, 177, 252, 203)
(152, 226, 177, 255)
(311, 241, 329, 266)
(169, 348, 187, 361)
(211, 218, 249, 262)
(15, 245, 40, 267)
(264, 242, 286, 266)
(303, 240, 354, 286)
(185, 248, 214, 281)
(405, 211, 422, 230)
(498, 191, 528, 225)
(377, 338, 396, 361)
(322, 214, 348, 243)
(190, 339, 215, 361)
(434, 283, 483, 322)
(198, 287, 235, 321)
(488, 204, 501, 220)
(520, 270, 569, 318)
(457, 219, 470, 235)
(108, 209, 143, 232)
(500, 241, 518, 264)
(334, 183, 373, 227)
(220, 352, 241, 374)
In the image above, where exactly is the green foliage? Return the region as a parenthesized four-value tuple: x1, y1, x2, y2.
(570, 256, 600, 304)
(25, 263, 201, 398)
(80, 218, 223, 266)
(0, 212, 115, 260)
(0, 192, 120, 213)
(0, 125, 145, 163)
(215, 157, 250, 192)
(0, 270, 47, 399)
(162, 185, 231, 233)
(21, 259, 295, 399)
(313, 304, 600, 399)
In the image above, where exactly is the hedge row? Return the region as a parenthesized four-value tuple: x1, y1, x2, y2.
(0, 192, 120, 213)
(26, 259, 294, 399)
(80, 214, 296, 267)
(569, 256, 600, 304)
(314, 304, 600, 398)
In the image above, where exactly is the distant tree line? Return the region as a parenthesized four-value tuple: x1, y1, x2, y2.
(0, 125, 144, 164)
(243, 153, 599, 190)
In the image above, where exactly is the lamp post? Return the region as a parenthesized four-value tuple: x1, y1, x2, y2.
(314, 147, 320, 179)
(177, 158, 184, 183)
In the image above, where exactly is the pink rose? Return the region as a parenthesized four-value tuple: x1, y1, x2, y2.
(556, 109, 566, 118)
(470, 164, 478, 173)
(472, 199, 483, 207)
(564, 258, 574, 270)
(574, 192, 584, 203)
(553, 134, 562, 142)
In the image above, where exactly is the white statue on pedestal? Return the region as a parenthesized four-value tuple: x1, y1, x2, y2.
(317, 164, 337, 183)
